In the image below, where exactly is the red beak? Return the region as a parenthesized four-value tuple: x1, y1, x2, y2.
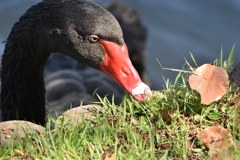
(99, 40, 152, 102)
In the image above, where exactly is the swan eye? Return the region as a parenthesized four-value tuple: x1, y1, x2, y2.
(89, 35, 99, 43)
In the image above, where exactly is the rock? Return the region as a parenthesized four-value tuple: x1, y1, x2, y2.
(0, 120, 45, 145)
(55, 104, 102, 128)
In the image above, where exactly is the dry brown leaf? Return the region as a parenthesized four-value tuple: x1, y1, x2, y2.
(101, 147, 115, 160)
(198, 125, 233, 156)
(189, 64, 228, 105)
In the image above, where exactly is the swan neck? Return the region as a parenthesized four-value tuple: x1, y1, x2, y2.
(1, 23, 51, 126)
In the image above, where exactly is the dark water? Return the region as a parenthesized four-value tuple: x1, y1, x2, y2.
(0, 0, 239, 89)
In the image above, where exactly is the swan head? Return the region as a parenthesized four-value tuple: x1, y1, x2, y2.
(46, 0, 152, 101)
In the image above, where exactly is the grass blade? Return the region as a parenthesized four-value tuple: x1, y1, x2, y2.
(190, 52, 199, 67)
(218, 46, 223, 67)
(226, 44, 235, 72)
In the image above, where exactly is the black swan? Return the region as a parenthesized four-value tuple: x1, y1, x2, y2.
(1, 0, 152, 125)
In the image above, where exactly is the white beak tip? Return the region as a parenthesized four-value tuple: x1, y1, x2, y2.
(131, 83, 152, 101)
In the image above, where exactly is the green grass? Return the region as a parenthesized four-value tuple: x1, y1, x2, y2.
(0, 46, 239, 159)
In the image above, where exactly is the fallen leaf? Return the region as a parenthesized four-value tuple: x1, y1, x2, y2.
(189, 64, 228, 105)
(197, 125, 233, 156)
(101, 147, 115, 160)
(1, 127, 9, 131)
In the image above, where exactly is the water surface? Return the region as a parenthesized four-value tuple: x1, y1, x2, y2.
(0, 0, 239, 89)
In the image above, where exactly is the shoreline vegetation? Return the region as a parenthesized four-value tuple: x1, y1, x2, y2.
(0, 46, 239, 159)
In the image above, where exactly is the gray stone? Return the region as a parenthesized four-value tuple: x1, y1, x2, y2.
(56, 104, 102, 128)
(0, 120, 45, 145)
